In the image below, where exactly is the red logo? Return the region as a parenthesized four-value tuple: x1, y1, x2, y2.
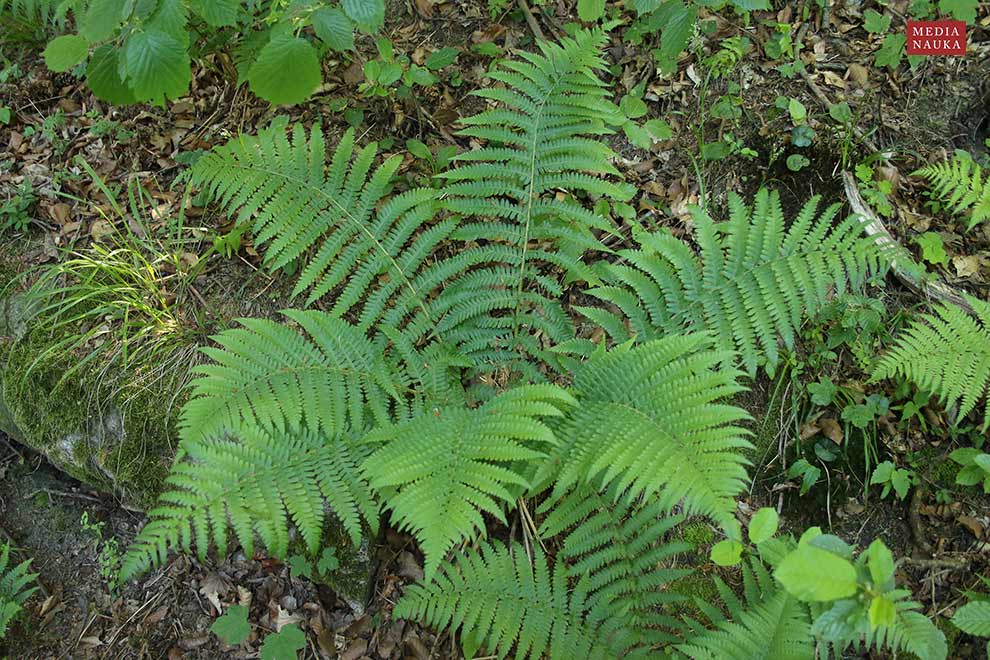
(906, 20, 967, 56)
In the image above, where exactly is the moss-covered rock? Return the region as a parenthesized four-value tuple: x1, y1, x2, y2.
(0, 292, 375, 607)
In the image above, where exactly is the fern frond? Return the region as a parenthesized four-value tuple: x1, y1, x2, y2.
(435, 27, 635, 371)
(914, 154, 990, 230)
(677, 559, 812, 659)
(121, 425, 377, 580)
(0, 0, 65, 24)
(539, 485, 691, 654)
(540, 335, 752, 527)
(812, 597, 947, 660)
(0, 543, 38, 639)
(394, 543, 617, 659)
(361, 385, 575, 578)
(179, 310, 411, 442)
(873, 295, 990, 430)
(586, 189, 887, 376)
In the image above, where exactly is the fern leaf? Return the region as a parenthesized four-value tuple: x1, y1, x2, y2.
(586, 189, 886, 376)
(435, 27, 635, 371)
(540, 335, 752, 527)
(180, 310, 410, 442)
(677, 559, 812, 659)
(539, 485, 691, 653)
(121, 425, 377, 580)
(874, 294, 990, 430)
(0, 543, 38, 638)
(394, 543, 616, 659)
(812, 597, 947, 660)
(915, 154, 990, 230)
(361, 385, 575, 578)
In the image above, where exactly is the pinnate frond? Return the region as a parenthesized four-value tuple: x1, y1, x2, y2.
(584, 189, 886, 376)
(361, 385, 575, 578)
(914, 154, 990, 230)
(873, 295, 990, 430)
(540, 335, 752, 527)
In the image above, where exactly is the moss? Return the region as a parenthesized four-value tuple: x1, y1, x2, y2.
(0, 322, 189, 507)
(670, 570, 721, 620)
(915, 446, 958, 488)
(681, 519, 716, 549)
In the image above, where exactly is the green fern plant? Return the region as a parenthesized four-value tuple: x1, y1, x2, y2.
(580, 190, 886, 376)
(677, 558, 812, 659)
(873, 294, 990, 431)
(914, 153, 990, 230)
(115, 26, 949, 660)
(0, 542, 38, 639)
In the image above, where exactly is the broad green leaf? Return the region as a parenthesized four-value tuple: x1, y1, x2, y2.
(952, 601, 990, 636)
(654, 1, 696, 75)
(406, 139, 433, 160)
(775, 545, 859, 601)
(786, 154, 810, 172)
(86, 45, 137, 105)
(950, 447, 981, 465)
(0, 107, 10, 125)
(317, 547, 339, 574)
(623, 121, 652, 150)
(957, 464, 985, 486)
(914, 232, 949, 266)
(748, 507, 779, 544)
(210, 605, 251, 645)
(43, 35, 89, 72)
(578, 0, 606, 21)
(974, 453, 990, 472)
(644, 118, 673, 140)
(863, 9, 891, 34)
(192, 0, 240, 27)
(342, 0, 384, 32)
(123, 29, 191, 105)
(620, 95, 649, 119)
(426, 47, 459, 70)
(875, 34, 906, 70)
(869, 595, 896, 628)
(939, 0, 978, 24)
(866, 538, 895, 586)
(710, 539, 744, 566)
(248, 36, 322, 105)
(260, 624, 306, 660)
(312, 8, 354, 51)
(288, 554, 314, 580)
(731, 0, 770, 9)
(80, 0, 123, 42)
(788, 97, 807, 124)
(829, 101, 852, 123)
(807, 378, 837, 406)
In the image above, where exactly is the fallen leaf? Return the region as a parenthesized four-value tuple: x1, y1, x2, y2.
(952, 255, 981, 278)
(820, 417, 844, 444)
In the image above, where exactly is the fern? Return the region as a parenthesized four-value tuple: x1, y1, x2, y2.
(583, 189, 886, 376)
(812, 597, 948, 660)
(120, 424, 378, 580)
(540, 335, 751, 527)
(394, 543, 619, 659)
(440, 27, 634, 370)
(677, 558, 812, 659)
(0, 543, 38, 639)
(914, 154, 990, 230)
(361, 385, 575, 578)
(873, 294, 990, 431)
(179, 310, 411, 443)
(538, 485, 691, 655)
(0, 0, 65, 25)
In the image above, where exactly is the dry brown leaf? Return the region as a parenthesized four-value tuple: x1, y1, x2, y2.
(820, 417, 843, 444)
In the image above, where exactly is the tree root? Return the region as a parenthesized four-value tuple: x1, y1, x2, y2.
(842, 171, 973, 313)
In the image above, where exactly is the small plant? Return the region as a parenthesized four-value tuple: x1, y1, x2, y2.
(80, 511, 122, 591)
(0, 180, 35, 233)
(870, 460, 916, 500)
(0, 542, 38, 639)
(949, 447, 990, 493)
(952, 576, 990, 656)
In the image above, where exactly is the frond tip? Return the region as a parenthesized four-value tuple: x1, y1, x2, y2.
(914, 154, 990, 230)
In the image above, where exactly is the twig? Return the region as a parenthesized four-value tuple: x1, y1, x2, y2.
(842, 171, 973, 312)
(897, 556, 971, 571)
(516, 0, 545, 41)
(908, 485, 934, 555)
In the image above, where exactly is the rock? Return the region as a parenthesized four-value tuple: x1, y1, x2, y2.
(0, 290, 375, 608)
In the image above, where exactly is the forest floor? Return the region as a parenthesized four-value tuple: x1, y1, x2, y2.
(1, 0, 990, 657)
